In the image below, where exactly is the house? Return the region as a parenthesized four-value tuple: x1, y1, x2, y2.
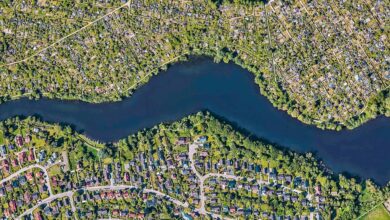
(211, 206, 220, 212)
(24, 192, 31, 203)
(112, 209, 119, 216)
(94, 193, 102, 200)
(0, 188, 5, 197)
(315, 185, 321, 195)
(36, 171, 43, 178)
(181, 212, 193, 220)
(120, 210, 128, 217)
(38, 150, 46, 162)
(51, 177, 58, 187)
(39, 184, 48, 193)
(2, 159, 10, 172)
(57, 200, 63, 208)
(19, 176, 27, 185)
(115, 191, 122, 199)
(43, 207, 52, 216)
(176, 137, 190, 145)
(11, 158, 18, 167)
(98, 209, 108, 216)
(18, 151, 27, 164)
(26, 172, 34, 181)
(199, 151, 208, 157)
(285, 175, 292, 183)
(15, 135, 23, 147)
(9, 200, 17, 213)
(123, 191, 130, 199)
(25, 135, 31, 143)
(3, 209, 10, 218)
(65, 210, 72, 218)
(28, 148, 35, 161)
(251, 185, 259, 193)
(123, 172, 130, 182)
(34, 211, 43, 220)
(0, 145, 7, 156)
(291, 196, 298, 202)
(77, 161, 83, 170)
(158, 148, 165, 160)
(32, 193, 39, 200)
(301, 199, 308, 207)
(197, 136, 207, 143)
(64, 197, 70, 206)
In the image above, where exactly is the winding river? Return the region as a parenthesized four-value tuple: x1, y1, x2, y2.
(0, 57, 389, 184)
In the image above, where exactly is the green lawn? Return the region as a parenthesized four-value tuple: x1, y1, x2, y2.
(0, 131, 4, 145)
(361, 205, 390, 220)
(48, 164, 63, 176)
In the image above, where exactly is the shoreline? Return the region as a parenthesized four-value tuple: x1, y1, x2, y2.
(1, 55, 388, 132)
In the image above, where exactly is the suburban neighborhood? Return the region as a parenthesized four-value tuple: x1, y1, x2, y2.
(0, 114, 388, 219)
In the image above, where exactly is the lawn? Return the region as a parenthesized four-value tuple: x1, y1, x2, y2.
(0, 131, 4, 145)
(361, 205, 390, 220)
(48, 164, 63, 176)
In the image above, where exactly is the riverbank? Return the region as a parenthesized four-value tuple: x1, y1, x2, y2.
(1, 55, 388, 132)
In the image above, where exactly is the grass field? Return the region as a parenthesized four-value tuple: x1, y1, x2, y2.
(0, 131, 4, 145)
(48, 164, 62, 176)
(361, 205, 390, 220)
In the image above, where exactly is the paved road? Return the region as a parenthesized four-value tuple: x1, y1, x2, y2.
(12, 142, 299, 220)
(189, 143, 236, 220)
(189, 144, 237, 219)
(0, 164, 53, 196)
(84, 185, 188, 207)
(189, 143, 302, 220)
(16, 191, 73, 220)
(189, 144, 206, 214)
(16, 184, 188, 219)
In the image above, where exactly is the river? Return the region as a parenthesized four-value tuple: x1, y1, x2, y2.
(0, 57, 389, 184)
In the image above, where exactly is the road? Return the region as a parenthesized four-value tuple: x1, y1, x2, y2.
(0, 164, 53, 196)
(189, 144, 239, 219)
(84, 185, 188, 207)
(12, 142, 298, 220)
(16, 191, 74, 220)
(16, 184, 188, 219)
(189, 143, 303, 220)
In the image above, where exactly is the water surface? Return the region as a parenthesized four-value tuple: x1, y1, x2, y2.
(0, 57, 389, 184)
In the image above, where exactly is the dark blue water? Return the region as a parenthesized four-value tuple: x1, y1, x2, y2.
(0, 57, 389, 184)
